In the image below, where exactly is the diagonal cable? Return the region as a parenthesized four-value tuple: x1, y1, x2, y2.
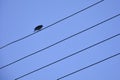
(57, 52, 120, 80)
(0, 13, 120, 70)
(14, 33, 120, 80)
(0, 0, 104, 49)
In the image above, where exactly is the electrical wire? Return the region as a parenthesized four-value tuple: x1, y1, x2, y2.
(0, 0, 104, 49)
(0, 13, 120, 70)
(57, 52, 120, 80)
(14, 33, 120, 80)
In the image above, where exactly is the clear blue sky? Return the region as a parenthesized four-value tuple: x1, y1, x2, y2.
(0, 0, 120, 80)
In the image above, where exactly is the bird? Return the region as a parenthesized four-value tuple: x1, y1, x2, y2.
(34, 25, 43, 32)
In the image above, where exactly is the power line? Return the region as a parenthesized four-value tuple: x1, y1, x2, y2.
(0, 0, 104, 49)
(14, 33, 120, 80)
(57, 52, 120, 80)
(0, 13, 120, 70)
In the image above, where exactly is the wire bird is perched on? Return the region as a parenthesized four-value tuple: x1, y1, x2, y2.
(34, 25, 43, 32)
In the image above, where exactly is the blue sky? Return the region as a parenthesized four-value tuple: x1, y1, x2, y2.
(0, 0, 120, 80)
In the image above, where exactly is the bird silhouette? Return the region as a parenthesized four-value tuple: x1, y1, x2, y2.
(34, 25, 43, 32)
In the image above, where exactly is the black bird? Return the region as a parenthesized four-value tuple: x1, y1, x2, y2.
(34, 25, 43, 32)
